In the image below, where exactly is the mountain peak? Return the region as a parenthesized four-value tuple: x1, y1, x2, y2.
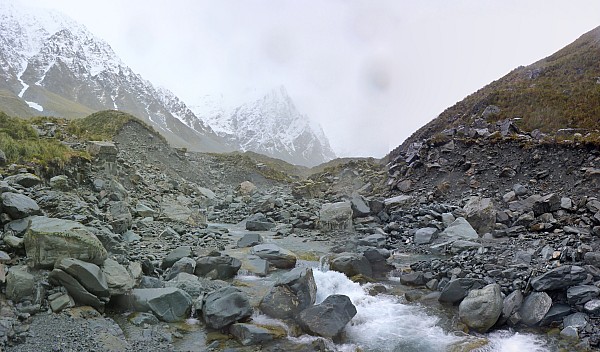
(190, 86, 336, 167)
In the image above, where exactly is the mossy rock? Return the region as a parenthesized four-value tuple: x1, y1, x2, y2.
(24, 216, 107, 268)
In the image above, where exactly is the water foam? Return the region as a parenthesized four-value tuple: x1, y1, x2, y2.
(313, 269, 460, 352)
(473, 330, 551, 352)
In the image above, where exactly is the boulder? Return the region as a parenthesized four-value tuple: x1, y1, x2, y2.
(102, 258, 134, 296)
(238, 181, 257, 195)
(165, 272, 225, 298)
(129, 287, 192, 322)
(298, 295, 357, 338)
(24, 216, 107, 268)
(567, 285, 600, 305)
(237, 233, 263, 248)
(243, 255, 269, 277)
(164, 257, 196, 281)
(161, 246, 192, 269)
(55, 258, 109, 298)
(3, 173, 42, 188)
(463, 197, 496, 234)
(134, 203, 157, 218)
(330, 253, 372, 278)
(195, 255, 242, 280)
(251, 244, 297, 269)
(319, 202, 353, 232)
(519, 292, 552, 326)
(563, 312, 589, 330)
(245, 213, 275, 231)
(498, 290, 523, 326)
(6, 266, 35, 302)
(108, 201, 132, 234)
(48, 269, 105, 310)
(414, 227, 438, 245)
(532, 193, 561, 216)
(49, 175, 70, 191)
(358, 233, 386, 248)
(87, 141, 118, 159)
(230, 323, 281, 346)
(540, 304, 572, 326)
(400, 271, 426, 286)
(439, 278, 486, 304)
(459, 284, 503, 332)
(584, 252, 600, 267)
(584, 299, 600, 315)
(530, 265, 587, 291)
(441, 217, 478, 239)
(202, 287, 253, 329)
(1, 192, 41, 219)
(350, 193, 371, 218)
(260, 267, 316, 320)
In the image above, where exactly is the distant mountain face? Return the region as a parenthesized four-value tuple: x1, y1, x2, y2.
(400, 25, 600, 151)
(0, 0, 229, 153)
(190, 87, 337, 167)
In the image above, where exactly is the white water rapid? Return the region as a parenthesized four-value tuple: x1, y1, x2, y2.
(311, 268, 553, 352)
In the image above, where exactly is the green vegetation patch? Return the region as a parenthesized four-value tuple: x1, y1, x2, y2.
(67, 110, 137, 140)
(0, 111, 79, 166)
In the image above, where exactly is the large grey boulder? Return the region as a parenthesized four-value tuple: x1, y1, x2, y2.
(3, 173, 42, 188)
(237, 233, 263, 248)
(245, 213, 275, 231)
(519, 292, 552, 326)
(102, 258, 134, 296)
(439, 278, 486, 304)
(164, 257, 196, 281)
(350, 193, 371, 218)
(6, 266, 35, 302)
(530, 265, 587, 291)
(130, 287, 192, 322)
(195, 255, 242, 280)
(441, 217, 478, 239)
(202, 287, 253, 329)
(230, 323, 279, 346)
(48, 269, 105, 310)
(330, 253, 372, 278)
(414, 227, 439, 245)
(498, 290, 523, 326)
(540, 304, 573, 326)
(532, 193, 561, 216)
(298, 295, 357, 338)
(1, 193, 41, 219)
(161, 246, 193, 269)
(108, 201, 132, 234)
(24, 216, 107, 268)
(567, 285, 600, 305)
(463, 197, 496, 234)
(319, 202, 353, 231)
(56, 258, 109, 298)
(459, 284, 503, 332)
(251, 244, 297, 269)
(259, 267, 317, 319)
(165, 272, 226, 298)
(49, 175, 70, 191)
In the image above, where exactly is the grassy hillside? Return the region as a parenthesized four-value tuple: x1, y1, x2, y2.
(402, 25, 600, 149)
(0, 111, 81, 166)
(68, 110, 165, 142)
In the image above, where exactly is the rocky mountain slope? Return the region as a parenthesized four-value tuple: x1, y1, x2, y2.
(189, 87, 337, 167)
(0, 0, 229, 153)
(399, 25, 600, 152)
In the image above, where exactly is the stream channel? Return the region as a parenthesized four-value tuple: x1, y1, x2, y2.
(134, 223, 560, 351)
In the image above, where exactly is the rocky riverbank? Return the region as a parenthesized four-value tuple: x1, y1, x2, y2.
(0, 119, 599, 351)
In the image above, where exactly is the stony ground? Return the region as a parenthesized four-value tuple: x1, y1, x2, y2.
(1, 119, 600, 351)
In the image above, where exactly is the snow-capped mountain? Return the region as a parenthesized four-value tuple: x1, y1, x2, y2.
(0, 0, 229, 152)
(192, 86, 336, 167)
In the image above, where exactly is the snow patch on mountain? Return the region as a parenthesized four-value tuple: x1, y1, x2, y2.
(192, 86, 336, 167)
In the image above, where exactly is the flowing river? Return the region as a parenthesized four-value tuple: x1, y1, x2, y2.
(173, 224, 558, 351)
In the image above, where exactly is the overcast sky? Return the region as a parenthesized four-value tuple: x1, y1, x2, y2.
(22, 0, 600, 158)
